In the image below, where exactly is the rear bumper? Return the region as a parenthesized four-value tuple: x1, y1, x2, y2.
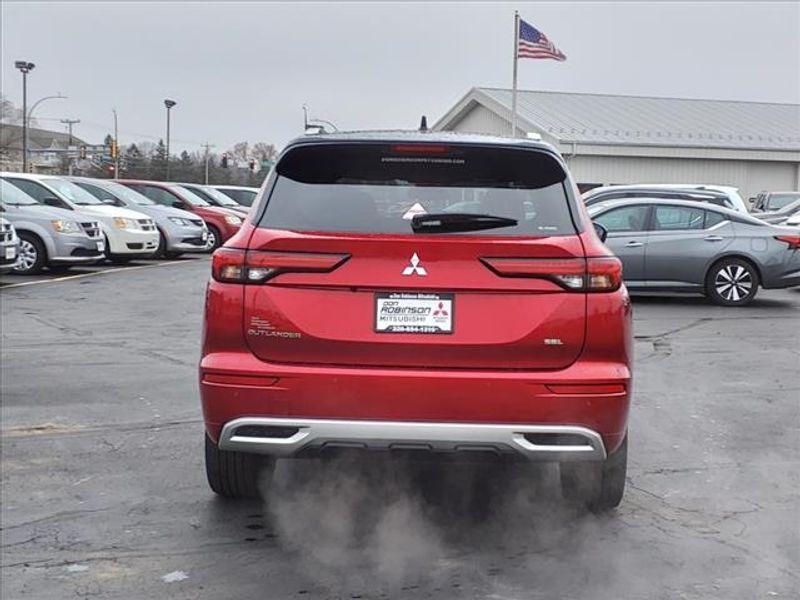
(218, 416, 607, 461)
(200, 352, 631, 458)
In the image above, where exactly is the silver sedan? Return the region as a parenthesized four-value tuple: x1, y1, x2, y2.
(589, 198, 800, 306)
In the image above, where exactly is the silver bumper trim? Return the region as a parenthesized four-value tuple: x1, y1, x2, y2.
(218, 417, 607, 462)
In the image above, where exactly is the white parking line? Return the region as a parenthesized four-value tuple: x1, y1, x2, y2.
(0, 259, 204, 290)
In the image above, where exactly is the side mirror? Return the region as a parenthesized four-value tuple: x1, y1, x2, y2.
(593, 221, 608, 242)
(172, 200, 185, 209)
(43, 197, 63, 208)
(101, 198, 117, 205)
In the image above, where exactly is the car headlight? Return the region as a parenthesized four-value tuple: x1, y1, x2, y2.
(224, 215, 243, 226)
(113, 217, 137, 230)
(168, 216, 191, 226)
(51, 220, 82, 234)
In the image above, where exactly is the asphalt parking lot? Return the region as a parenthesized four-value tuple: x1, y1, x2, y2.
(1, 258, 798, 600)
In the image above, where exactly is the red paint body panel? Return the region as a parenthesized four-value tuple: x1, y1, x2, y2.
(199, 140, 633, 458)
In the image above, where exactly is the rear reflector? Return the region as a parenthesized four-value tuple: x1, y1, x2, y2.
(480, 256, 622, 292)
(202, 373, 280, 387)
(212, 248, 350, 283)
(546, 383, 626, 395)
(775, 234, 800, 249)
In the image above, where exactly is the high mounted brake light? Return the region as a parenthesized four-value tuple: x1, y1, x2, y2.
(480, 257, 622, 292)
(774, 234, 800, 249)
(390, 144, 451, 154)
(212, 248, 350, 284)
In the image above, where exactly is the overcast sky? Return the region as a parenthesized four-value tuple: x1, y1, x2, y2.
(2, 2, 798, 153)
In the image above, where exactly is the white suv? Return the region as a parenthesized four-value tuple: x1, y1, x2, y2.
(2, 173, 159, 263)
(584, 184, 750, 213)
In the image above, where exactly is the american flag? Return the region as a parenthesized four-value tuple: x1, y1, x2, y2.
(518, 18, 566, 61)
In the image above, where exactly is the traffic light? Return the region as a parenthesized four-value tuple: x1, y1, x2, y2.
(221, 154, 228, 169)
(79, 145, 87, 159)
(248, 159, 255, 171)
(110, 140, 118, 159)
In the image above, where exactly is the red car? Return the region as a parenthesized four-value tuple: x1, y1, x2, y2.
(117, 180, 244, 249)
(200, 132, 632, 511)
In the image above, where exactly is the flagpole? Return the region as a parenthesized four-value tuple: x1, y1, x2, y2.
(511, 10, 519, 137)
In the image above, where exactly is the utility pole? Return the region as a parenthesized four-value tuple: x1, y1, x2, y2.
(112, 109, 119, 179)
(14, 61, 35, 172)
(201, 142, 215, 185)
(60, 118, 80, 175)
(60, 118, 80, 145)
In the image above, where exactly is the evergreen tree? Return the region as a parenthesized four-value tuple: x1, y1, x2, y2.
(175, 150, 195, 182)
(151, 139, 167, 180)
(123, 143, 145, 179)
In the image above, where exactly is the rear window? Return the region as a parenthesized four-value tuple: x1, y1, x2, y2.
(258, 143, 575, 236)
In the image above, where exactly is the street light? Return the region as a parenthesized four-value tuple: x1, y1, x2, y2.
(26, 93, 67, 171)
(14, 61, 35, 172)
(164, 99, 176, 179)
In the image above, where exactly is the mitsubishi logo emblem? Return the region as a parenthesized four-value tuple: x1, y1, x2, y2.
(402, 252, 427, 276)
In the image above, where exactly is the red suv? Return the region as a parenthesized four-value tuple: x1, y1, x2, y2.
(201, 132, 632, 511)
(118, 180, 244, 249)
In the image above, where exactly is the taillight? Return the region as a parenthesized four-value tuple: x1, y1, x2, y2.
(211, 248, 350, 284)
(775, 234, 800, 249)
(480, 256, 622, 292)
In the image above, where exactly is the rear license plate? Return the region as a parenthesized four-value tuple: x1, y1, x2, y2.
(5, 247, 16, 260)
(96, 240, 105, 252)
(375, 292, 454, 334)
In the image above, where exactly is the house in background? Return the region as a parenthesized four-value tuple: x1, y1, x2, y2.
(0, 124, 88, 173)
(434, 87, 800, 200)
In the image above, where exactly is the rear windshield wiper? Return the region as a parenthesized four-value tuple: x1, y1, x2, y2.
(411, 212, 518, 234)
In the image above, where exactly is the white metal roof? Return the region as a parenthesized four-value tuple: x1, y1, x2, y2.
(436, 87, 800, 152)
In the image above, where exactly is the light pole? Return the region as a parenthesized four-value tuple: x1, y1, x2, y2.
(164, 99, 176, 179)
(112, 109, 119, 179)
(14, 61, 35, 172)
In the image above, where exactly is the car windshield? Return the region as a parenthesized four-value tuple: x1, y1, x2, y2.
(199, 186, 240, 207)
(220, 188, 257, 206)
(104, 182, 155, 206)
(259, 143, 575, 236)
(769, 193, 800, 210)
(0, 180, 39, 205)
(172, 186, 210, 206)
(46, 179, 103, 205)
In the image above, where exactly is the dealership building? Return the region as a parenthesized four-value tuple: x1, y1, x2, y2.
(434, 87, 800, 200)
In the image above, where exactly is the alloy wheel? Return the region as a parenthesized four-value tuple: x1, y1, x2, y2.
(14, 239, 38, 273)
(206, 230, 218, 250)
(713, 264, 753, 303)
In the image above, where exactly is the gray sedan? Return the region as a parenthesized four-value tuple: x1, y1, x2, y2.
(70, 178, 209, 258)
(589, 198, 800, 306)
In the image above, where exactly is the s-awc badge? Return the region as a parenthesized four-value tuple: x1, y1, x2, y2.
(375, 292, 454, 334)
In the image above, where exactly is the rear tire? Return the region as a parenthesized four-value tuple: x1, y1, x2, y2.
(205, 434, 275, 499)
(560, 435, 627, 512)
(13, 232, 47, 275)
(705, 258, 759, 306)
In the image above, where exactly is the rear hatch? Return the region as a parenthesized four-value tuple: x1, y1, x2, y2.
(241, 141, 586, 370)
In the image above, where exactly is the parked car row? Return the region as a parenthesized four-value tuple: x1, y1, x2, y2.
(582, 185, 800, 306)
(0, 172, 259, 275)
